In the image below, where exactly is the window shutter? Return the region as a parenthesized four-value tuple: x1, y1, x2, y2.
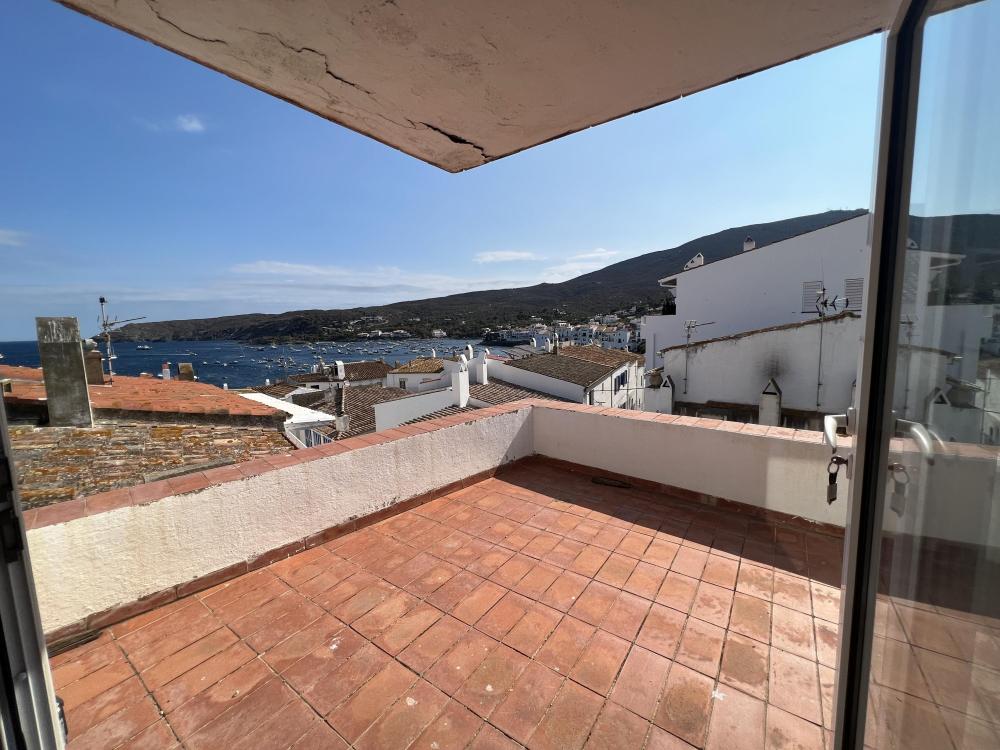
(844, 278, 864, 311)
(801, 281, 823, 313)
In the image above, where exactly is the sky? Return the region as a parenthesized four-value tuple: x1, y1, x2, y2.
(0, 3, 890, 340)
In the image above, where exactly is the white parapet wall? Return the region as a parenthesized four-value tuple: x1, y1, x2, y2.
(532, 406, 847, 528)
(27, 407, 533, 633)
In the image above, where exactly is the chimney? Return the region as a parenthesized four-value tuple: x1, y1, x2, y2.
(452, 366, 470, 408)
(334, 360, 346, 380)
(223, 382, 229, 390)
(554, 333, 560, 354)
(161, 362, 171, 380)
(431, 348, 437, 358)
(265, 378, 271, 386)
(177, 363, 195, 381)
(743, 235, 756, 252)
(545, 337, 553, 353)
(335, 414, 351, 432)
(35, 317, 93, 427)
(475, 350, 489, 385)
(465, 344, 474, 361)
(82, 339, 104, 385)
(530, 337, 538, 349)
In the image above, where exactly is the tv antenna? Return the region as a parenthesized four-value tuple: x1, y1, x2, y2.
(812, 287, 850, 318)
(98, 297, 145, 383)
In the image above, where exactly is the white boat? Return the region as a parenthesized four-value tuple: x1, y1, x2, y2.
(136, 344, 151, 350)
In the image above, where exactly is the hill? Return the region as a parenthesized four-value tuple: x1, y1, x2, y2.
(110, 209, 998, 342)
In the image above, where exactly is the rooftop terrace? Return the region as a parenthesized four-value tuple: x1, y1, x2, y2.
(51, 459, 845, 750)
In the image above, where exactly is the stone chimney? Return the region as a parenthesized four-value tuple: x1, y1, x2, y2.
(334, 360, 346, 380)
(82, 339, 104, 385)
(35, 317, 93, 427)
(743, 235, 756, 252)
(335, 414, 351, 432)
(177, 363, 195, 381)
(452, 366, 470, 408)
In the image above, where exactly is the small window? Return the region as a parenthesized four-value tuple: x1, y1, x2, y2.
(399, 378, 407, 389)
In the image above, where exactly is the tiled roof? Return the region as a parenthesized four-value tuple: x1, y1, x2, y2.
(314, 385, 410, 439)
(0, 364, 45, 382)
(401, 404, 481, 425)
(251, 382, 299, 398)
(558, 344, 643, 366)
(2, 367, 281, 420)
(9, 422, 291, 508)
(389, 357, 445, 374)
(504, 353, 614, 388)
(469, 379, 569, 405)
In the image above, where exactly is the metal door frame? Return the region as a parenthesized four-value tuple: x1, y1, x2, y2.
(0, 402, 63, 749)
(833, 0, 930, 746)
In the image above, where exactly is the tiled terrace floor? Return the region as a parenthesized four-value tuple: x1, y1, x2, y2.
(47, 460, 999, 749)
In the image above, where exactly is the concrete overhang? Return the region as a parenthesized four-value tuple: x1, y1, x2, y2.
(60, 0, 895, 172)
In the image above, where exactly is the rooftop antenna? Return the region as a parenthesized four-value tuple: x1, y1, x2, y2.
(806, 287, 849, 409)
(98, 297, 145, 383)
(682, 320, 715, 395)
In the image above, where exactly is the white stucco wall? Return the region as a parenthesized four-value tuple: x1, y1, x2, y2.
(641, 215, 871, 368)
(374, 387, 457, 430)
(27, 407, 533, 632)
(486, 359, 587, 402)
(533, 407, 846, 529)
(662, 314, 863, 415)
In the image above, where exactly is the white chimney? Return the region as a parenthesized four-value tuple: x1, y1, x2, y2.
(531, 337, 538, 349)
(431, 348, 437, 358)
(335, 414, 351, 432)
(743, 235, 756, 252)
(161, 362, 171, 380)
(545, 337, 553, 353)
(265, 378, 271, 386)
(452, 367, 470, 408)
(466, 343, 474, 360)
(475, 351, 489, 385)
(334, 360, 346, 380)
(223, 382, 229, 390)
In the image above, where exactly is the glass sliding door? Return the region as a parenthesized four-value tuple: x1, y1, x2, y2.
(839, 0, 1000, 747)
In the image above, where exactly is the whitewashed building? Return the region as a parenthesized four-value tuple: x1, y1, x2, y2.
(640, 214, 871, 369)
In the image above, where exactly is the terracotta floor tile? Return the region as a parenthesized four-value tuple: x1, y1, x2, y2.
(813, 619, 839, 669)
(656, 572, 699, 614)
(676, 617, 725, 678)
(522, 531, 563, 560)
(468, 546, 516, 578)
(355, 679, 450, 750)
(818, 664, 835, 731)
(53, 641, 123, 691)
(399, 615, 470, 674)
(470, 723, 522, 750)
(730, 593, 772, 644)
(384, 552, 440, 588)
(535, 615, 596, 675)
(570, 581, 620, 626)
(617, 530, 654, 559)
(737, 563, 774, 602)
(489, 554, 535, 589)
(376, 603, 443, 655)
(602, 591, 652, 642)
(647, 724, 700, 749)
(66, 694, 162, 750)
(503, 603, 563, 658)
(452, 580, 508, 626)
(644, 539, 681, 569)
(126, 611, 223, 674)
(720, 632, 769, 700)
(570, 545, 613, 577)
(771, 605, 816, 661)
(490, 661, 564, 744)
(312, 572, 379, 612)
(609, 645, 672, 720)
(592, 524, 629, 551)
(186, 678, 296, 750)
(705, 685, 765, 750)
(772, 572, 812, 615)
(637, 604, 687, 660)
(426, 630, 499, 696)
(809, 582, 840, 624)
(526, 679, 604, 750)
(513, 562, 563, 600)
(912, 646, 990, 718)
(427, 571, 487, 613)
(60, 659, 135, 712)
(545, 538, 587, 568)
(595, 553, 639, 588)
(768, 648, 822, 725)
(141, 627, 237, 690)
(671, 547, 709, 579)
(870, 687, 954, 750)
(281, 627, 367, 699)
(406, 560, 463, 597)
(702, 554, 740, 590)
(477, 592, 534, 640)
(230, 698, 322, 750)
(119, 718, 179, 750)
(570, 629, 630, 696)
(455, 644, 530, 718)
(329, 581, 398, 625)
(653, 662, 715, 748)
(764, 704, 824, 750)
(540, 571, 590, 612)
(584, 700, 651, 750)
(64, 675, 148, 739)
(327, 660, 417, 742)
(691, 582, 734, 628)
(450, 538, 497, 568)
(624, 562, 669, 600)
(303, 641, 392, 716)
(410, 699, 483, 750)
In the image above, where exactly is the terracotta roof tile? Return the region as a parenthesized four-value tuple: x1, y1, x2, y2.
(390, 357, 445, 375)
(469, 379, 569, 405)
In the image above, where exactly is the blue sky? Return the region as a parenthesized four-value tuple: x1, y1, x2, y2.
(0, 3, 888, 340)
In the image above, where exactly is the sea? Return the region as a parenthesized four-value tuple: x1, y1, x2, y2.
(0, 338, 504, 389)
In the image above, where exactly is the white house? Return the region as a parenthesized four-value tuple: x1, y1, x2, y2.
(640, 213, 871, 369)
(287, 359, 390, 392)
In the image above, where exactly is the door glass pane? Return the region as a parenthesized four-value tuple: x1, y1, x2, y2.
(869, 1, 1000, 747)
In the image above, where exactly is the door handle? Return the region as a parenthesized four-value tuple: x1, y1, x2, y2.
(824, 414, 848, 450)
(895, 418, 935, 465)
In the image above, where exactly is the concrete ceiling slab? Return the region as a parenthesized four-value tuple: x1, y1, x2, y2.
(60, 0, 896, 171)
